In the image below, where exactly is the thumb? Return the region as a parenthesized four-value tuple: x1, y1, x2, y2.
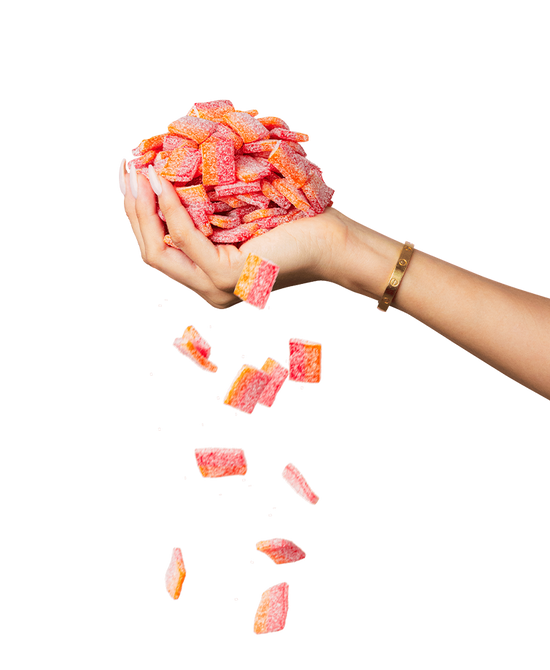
(153, 167, 220, 272)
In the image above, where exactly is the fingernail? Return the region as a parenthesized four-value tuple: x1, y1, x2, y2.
(129, 164, 138, 198)
(148, 164, 163, 196)
(119, 159, 126, 195)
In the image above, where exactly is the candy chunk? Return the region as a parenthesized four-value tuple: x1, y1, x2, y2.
(224, 365, 270, 414)
(256, 539, 305, 564)
(168, 115, 217, 144)
(256, 116, 290, 130)
(163, 135, 198, 152)
(289, 338, 321, 382)
(208, 214, 242, 229)
(269, 141, 310, 188)
(261, 179, 293, 209)
(200, 134, 236, 186)
(235, 155, 272, 183)
(165, 548, 186, 600)
(258, 358, 289, 407)
(170, 323, 221, 377)
(242, 140, 279, 154)
(242, 208, 286, 223)
(223, 112, 270, 143)
(160, 144, 201, 183)
(164, 233, 177, 247)
(175, 184, 215, 236)
(282, 463, 319, 504)
(195, 448, 247, 478)
(270, 128, 309, 142)
(272, 178, 315, 215)
(209, 221, 259, 244)
(129, 132, 166, 169)
(214, 180, 262, 197)
(254, 582, 289, 634)
(212, 123, 244, 151)
(302, 170, 335, 214)
(236, 192, 270, 209)
(192, 100, 235, 122)
(234, 254, 280, 309)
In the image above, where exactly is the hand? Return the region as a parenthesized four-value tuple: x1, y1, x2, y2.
(122, 162, 349, 308)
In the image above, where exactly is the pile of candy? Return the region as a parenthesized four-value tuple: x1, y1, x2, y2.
(129, 100, 334, 246)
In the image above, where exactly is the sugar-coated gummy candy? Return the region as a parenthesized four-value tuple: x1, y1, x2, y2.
(160, 144, 201, 183)
(192, 100, 235, 123)
(209, 221, 259, 244)
(132, 134, 168, 156)
(282, 463, 319, 504)
(289, 338, 321, 382)
(256, 116, 290, 130)
(195, 448, 247, 478)
(234, 253, 280, 309)
(301, 169, 335, 214)
(168, 115, 217, 144)
(200, 134, 236, 186)
(165, 548, 186, 600)
(269, 128, 309, 142)
(257, 358, 289, 407)
(242, 139, 279, 154)
(224, 364, 270, 414)
(268, 141, 310, 189)
(235, 155, 272, 183)
(272, 178, 315, 216)
(173, 325, 217, 372)
(236, 192, 270, 209)
(256, 539, 305, 564)
(214, 180, 262, 198)
(254, 582, 289, 634)
(223, 112, 270, 143)
(242, 208, 286, 223)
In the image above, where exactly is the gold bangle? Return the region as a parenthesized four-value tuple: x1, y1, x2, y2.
(377, 242, 414, 311)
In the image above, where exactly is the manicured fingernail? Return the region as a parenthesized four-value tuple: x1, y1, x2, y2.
(119, 159, 126, 195)
(129, 164, 138, 198)
(148, 164, 163, 196)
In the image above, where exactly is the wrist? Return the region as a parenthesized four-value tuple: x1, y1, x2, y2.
(318, 210, 403, 300)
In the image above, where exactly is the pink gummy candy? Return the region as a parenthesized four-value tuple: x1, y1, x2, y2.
(254, 582, 289, 634)
(165, 548, 186, 600)
(234, 254, 280, 309)
(170, 323, 221, 377)
(195, 448, 247, 478)
(223, 111, 270, 143)
(289, 338, 321, 383)
(224, 365, 270, 414)
(256, 538, 306, 564)
(282, 463, 319, 504)
(257, 358, 289, 407)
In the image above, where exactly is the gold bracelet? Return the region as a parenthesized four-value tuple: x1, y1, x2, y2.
(377, 242, 414, 311)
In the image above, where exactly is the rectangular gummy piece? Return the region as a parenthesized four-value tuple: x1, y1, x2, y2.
(282, 463, 319, 504)
(168, 115, 217, 144)
(235, 155, 272, 183)
(254, 582, 289, 634)
(195, 448, 247, 478)
(192, 100, 235, 122)
(234, 254, 280, 309)
(289, 338, 321, 382)
(200, 134, 235, 186)
(257, 358, 289, 407)
(224, 365, 270, 414)
(170, 322, 221, 376)
(268, 141, 310, 189)
(223, 112, 270, 143)
(301, 170, 335, 214)
(272, 178, 315, 216)
(132, 134, 167, 156)
(214, 180, 262, 197)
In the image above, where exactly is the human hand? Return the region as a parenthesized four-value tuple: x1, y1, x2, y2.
(121, 161, 350, 308)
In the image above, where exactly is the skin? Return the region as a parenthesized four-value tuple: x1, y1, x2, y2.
(122, 165, 550, 400)
(118, 160, 343, 310)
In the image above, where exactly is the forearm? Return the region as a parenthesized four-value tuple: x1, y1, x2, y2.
(324, 211, 550, 399)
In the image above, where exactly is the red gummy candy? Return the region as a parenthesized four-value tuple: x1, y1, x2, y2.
(234, 253, 280, 309)
(256, 538, 305, 564)
(254, 582, 289, 634)
(224, 364, 270, 413)
(168, 115, 217, 144)
(258, 358, 289, 407)
(195, 448, 247, 478)
(223, 111, 270, 143)
(282, 463, 319, 504)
